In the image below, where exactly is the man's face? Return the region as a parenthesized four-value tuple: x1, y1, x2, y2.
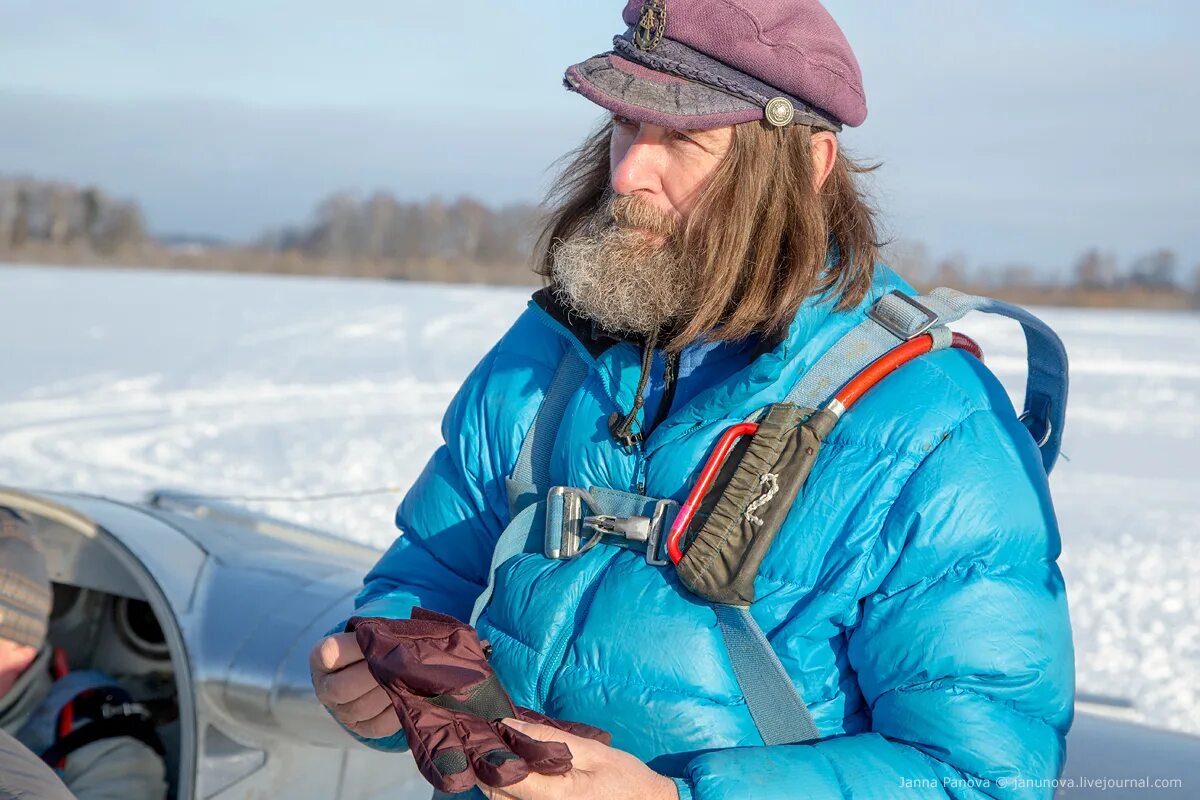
(550, 115, 733, 336)
(0, 636, 38, 700)
(608, 115, 734, 230)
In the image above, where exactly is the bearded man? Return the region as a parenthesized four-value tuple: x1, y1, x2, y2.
(312, 2, 1075, 798)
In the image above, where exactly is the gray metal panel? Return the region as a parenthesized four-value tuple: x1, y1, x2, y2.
(30, 491, 208, 613)
(1062, 711, 1198, 797)
(269, 587, 369, 746)
(146, 490, 381, 570)
(0, 488, 203, 800)
(0, 488, 424, 799)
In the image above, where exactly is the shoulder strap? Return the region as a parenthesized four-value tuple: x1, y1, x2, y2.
(714, 605, 820, 745)
(474, 347, 590, 626)
(506, 347, 590, 517)
(786, 288, 1068, 473)
(470, 502, 545, 626)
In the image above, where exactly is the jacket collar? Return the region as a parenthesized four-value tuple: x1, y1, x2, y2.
(530, 265, 911, 450)
(531, 286, 646, 359)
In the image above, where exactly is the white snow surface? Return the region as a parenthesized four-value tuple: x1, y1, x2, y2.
(2, 264, 1197, 735)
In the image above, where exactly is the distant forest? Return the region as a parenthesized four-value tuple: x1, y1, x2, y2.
(2, 176, 1197, 309)
(0, 178, 146, 255)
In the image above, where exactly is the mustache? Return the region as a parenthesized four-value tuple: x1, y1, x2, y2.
(606, 194, 681, 239)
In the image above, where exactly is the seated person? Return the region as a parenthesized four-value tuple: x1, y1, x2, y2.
(0, 727, 74, 800)
(0, 507, 167, 800)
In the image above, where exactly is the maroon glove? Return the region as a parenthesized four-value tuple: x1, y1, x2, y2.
(346, 609, 610, 795)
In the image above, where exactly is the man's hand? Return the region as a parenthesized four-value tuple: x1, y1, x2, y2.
(309, 632, 401, 739)
(478, 718, 679, 800)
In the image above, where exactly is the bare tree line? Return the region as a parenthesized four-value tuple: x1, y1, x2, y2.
(258, 192, 540, 283)
(887, 241, 1200, 309)
(2, 176, 1198, 308)
(0, 178, 146, 255)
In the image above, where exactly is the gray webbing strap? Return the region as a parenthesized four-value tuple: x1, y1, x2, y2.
(786, 288, 1069, 473)
(470, 502, 544, 626)
(714, 604, 820, 745)
(506, 348, 590, 517)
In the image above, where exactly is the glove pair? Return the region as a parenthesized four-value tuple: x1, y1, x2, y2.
(346, 609, 610, 795)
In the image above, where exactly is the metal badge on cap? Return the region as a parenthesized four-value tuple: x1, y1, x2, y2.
(765, 97, 796, 127)
(633, 0, 666, 50)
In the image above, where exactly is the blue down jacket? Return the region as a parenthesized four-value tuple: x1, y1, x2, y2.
(351, 266, 1075, 799)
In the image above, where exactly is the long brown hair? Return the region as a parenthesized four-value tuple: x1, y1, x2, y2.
(534, 119, 883, 351)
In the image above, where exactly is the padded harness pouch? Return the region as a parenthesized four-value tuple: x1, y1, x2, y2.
(675, 406, 838, 606)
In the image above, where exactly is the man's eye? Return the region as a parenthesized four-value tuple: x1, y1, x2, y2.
(670, 130, 696, 145)
(613, 115, 636, 128)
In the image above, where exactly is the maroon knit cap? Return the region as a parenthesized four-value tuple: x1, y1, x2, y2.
(564, 0, 867, 131)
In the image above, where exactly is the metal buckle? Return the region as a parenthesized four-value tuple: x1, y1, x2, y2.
(101, 701, 151, 721)
(545, 487, 677, 566)
(868, 290, 940, 341)
(546, 487, 594, 560)
(643, 499, 677, 566)
(1019, 412, 1053, 448)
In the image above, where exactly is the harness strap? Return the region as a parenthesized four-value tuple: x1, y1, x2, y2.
(472, 486, 673, 627)
(714, 605, 819, 744)
(470, 502, 544, 627)
(786, 288, 1068, 473)
(507, 348, 590, 517)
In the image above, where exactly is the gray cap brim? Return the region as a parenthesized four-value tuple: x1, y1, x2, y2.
(564, 53, 766, 131)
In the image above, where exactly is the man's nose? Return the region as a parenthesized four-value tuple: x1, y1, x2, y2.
(611, 131, 666, 196)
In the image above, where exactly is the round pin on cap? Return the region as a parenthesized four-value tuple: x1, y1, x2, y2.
(765, 97, 796, 127)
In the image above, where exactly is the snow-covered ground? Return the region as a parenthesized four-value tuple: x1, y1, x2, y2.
(2, 264, 1197, 736)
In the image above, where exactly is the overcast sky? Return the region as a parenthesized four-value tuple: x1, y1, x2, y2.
(1, 0, 1197, 274)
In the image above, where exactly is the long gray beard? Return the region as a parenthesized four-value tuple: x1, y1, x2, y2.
(549, 194, 693, 337)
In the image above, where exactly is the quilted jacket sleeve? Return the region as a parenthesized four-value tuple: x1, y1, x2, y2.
(676, 407, 1075, 800)
(355, 343, 512, 622)
(336, 343, 516, 752)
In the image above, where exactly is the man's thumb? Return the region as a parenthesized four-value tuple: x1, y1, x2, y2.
(501, 717, 578, 744)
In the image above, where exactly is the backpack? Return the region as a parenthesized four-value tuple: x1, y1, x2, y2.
(470, 288, 1067, 745)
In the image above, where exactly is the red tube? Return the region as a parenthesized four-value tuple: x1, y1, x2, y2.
(666, 332, 985, 564)
(52, 648, 72, 768)
(667, 422, 758, 564)
(952, 332, 984, 362)
(833, 333, 984, 413)
(833, 336, 933, 410)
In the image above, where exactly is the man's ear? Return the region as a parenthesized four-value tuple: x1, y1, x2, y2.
(811, 131, 838, 191)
